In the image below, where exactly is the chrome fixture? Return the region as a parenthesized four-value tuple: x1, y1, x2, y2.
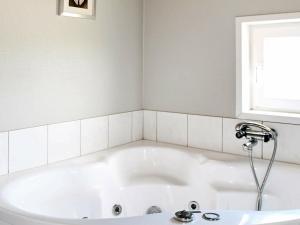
(188, 201, 200, 211)
(235, 122, 276, 142)
(112, 204, 122, 216)
(235, 122, 278, 211)
(242, 137, 258, 152)
(146, 206, 162, 214)
(174, 210, 201, 223)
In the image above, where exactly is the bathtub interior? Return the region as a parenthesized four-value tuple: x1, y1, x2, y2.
(0, 142, 299, 220)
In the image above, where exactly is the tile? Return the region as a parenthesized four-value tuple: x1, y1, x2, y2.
(223, 118, 262, 158)
(9, 126, 47, 173)
(48, 121, 80, 163)
(0, 133, 8, 176)
(132, 111, 143, 141)
(109, 112, 132, 147)
(157, 112, 187, 146)
(263, 122, 300, 164)
(188, 115, 222, 152)
(144, 110, 157, 141)
(81, 116, 108, 155)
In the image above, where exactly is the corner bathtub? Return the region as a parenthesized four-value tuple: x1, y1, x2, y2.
(0, 141, 299, 225)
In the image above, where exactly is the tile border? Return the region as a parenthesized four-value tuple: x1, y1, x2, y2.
(1, 109, 300, 176)
(144, 110, 300, 166)
(0, 110, 143, 175)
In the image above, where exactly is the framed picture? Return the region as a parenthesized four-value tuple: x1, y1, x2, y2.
(59, 0, 96, 19)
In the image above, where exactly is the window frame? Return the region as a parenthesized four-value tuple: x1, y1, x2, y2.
(236, 12, 300, 124)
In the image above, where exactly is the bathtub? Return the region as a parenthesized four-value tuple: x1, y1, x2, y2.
(0, 141, 299, 225)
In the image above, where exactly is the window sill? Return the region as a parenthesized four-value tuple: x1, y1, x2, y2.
(237, 110, 300, 124)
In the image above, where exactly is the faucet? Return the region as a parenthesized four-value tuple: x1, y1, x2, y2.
(235, 122, 277, 143)
(235, 121, 278, 211)
(242, 137, 258, 152)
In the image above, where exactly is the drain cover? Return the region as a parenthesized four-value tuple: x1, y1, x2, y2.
(174, 210, 194, 223)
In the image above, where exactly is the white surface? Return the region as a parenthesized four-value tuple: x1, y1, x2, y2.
(0, 133, 8, 176)
(223, 118, 262, 158)
(157, 112, 187, 146)
(188, 115, 222, 152)
(81, 116, 108, 155)
(132, 111, 143, 141)
(48, 121, 81, 163)
(0, 141, 299, 225)
(143, 110, 157, 141)
(109, 113, 132, 147)
(9, 126, 47, 173)
(0, 0, 142, 132)
(263, 122, 300, 164)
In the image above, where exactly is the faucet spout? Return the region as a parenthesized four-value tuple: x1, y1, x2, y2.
(242, 138, 258, 152)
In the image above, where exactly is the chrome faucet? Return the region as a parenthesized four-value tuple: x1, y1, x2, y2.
(242, 137, 258, 152)
(235, 122, 277, 143)
(235, 121, 278, 211)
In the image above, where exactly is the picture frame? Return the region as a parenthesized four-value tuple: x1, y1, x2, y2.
(58, 0, 96, 19)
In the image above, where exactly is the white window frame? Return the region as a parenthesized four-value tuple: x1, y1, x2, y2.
(236, 12, 300, 124)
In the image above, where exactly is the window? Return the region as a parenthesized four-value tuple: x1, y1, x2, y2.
(236, 13, 300, 123)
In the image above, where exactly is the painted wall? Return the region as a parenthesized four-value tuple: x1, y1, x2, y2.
(143, 0, 300, 118)
(0, 0, 143, 132)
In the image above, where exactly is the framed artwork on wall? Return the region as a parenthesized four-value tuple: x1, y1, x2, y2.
(59, 0, 96, 19)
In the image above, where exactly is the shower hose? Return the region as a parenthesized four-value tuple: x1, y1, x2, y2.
(248, 132, 278, 211)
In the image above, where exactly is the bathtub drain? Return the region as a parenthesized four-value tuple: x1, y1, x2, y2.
(112, 204, 122, 216)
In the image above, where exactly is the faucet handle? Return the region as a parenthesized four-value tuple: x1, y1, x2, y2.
(236, 131, 246, 139)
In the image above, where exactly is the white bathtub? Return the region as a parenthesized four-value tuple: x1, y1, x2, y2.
(0, 141, 299, 225)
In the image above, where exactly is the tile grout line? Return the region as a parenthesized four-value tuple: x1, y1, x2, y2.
(7, 132, 10, 174)
(142, 110, 144, 140)
(131, 112, 134, 142)
(107, 116, 110, 148)
(79, 120, 82, 156)
(221, 117, 224, 152)
(186, 114, 189, 147)
(46, 125, 49, 165)
(155, 111, 158, 142)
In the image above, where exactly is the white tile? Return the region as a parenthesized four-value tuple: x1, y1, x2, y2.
(132, 111, 143, 141)
(263, 122, 300, 164)
(0, 133, 8, 176)
(144, 110, 157, 141)
(188, 115, 222, 152)
(223, 118, 262, 158)
(9, 126, 47, 173)
(109, 112, 132, 147)
(48, 121, 80, 163)
(157, 112, 187, 146)
(81, 116, 108, 155)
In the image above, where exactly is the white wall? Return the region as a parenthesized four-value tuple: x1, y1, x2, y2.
(143, 0, 300, 118)
(0, 0, 143, 132)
